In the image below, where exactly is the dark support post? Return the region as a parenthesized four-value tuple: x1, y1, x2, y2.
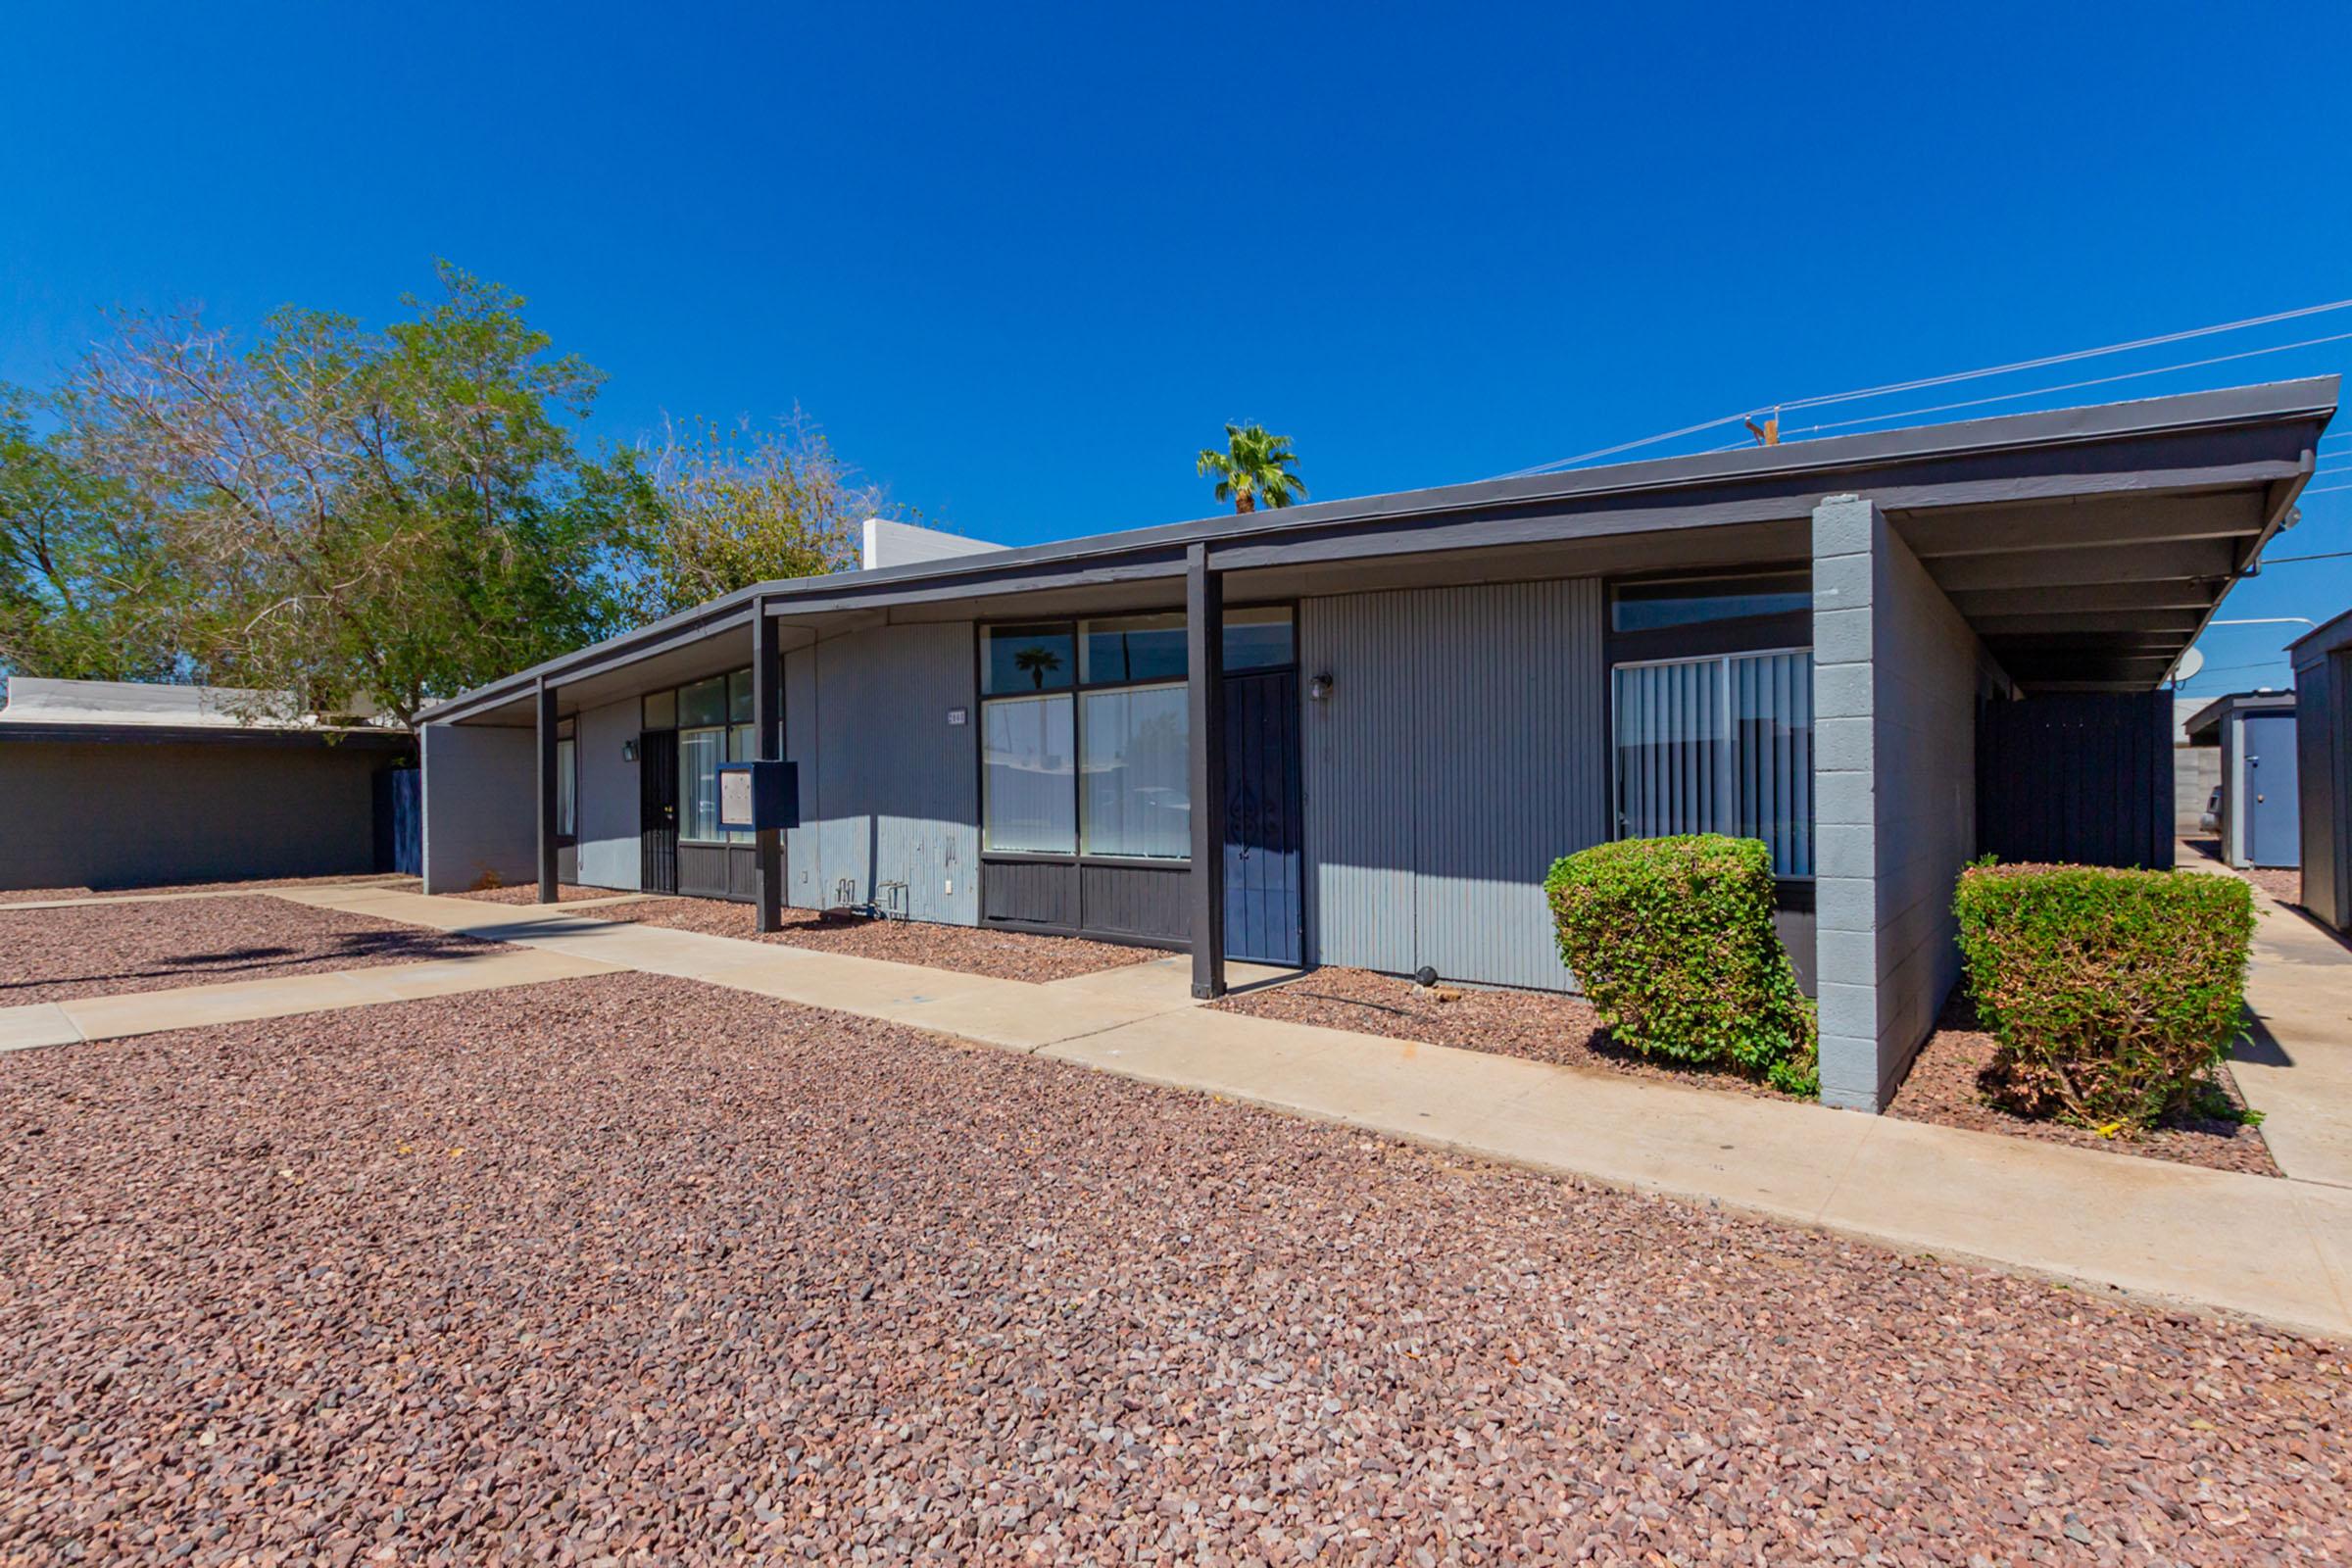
(534, 678, 559, 905)
(753, 597, 784, 933)
(1187, 543, 1227, 999)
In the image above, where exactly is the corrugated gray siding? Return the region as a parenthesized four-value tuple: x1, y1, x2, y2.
(784, 622, 981, 923)
(1301, 580, 1607, 991)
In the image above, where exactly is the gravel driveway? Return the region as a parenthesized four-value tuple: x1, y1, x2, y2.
(0, 895, 495, 1005)
(3, 973, 2343, 1564)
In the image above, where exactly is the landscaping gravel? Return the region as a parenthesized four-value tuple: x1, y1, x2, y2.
(1217, 966, 1802, 1102)
(0, 895, 496, 1006)
(1887, 995, 2280, 1177)
(598, 897, 1157, 981)
(4, 971, 2344, 1564)
(445, 882, 653, 906)
(0, 873, 416, 906)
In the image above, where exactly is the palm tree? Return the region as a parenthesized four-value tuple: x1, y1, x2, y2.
(1197, 423, 1306, 514)
(1012, 645, 1062, 689)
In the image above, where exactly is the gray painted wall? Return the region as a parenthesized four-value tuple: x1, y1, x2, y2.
(0, 738, 391, 891)
(421, 721, 536, 894)
(574, 697, 640, 890)
(1301, 579, 1607, 991)
(1813, 496, 1990, 1111)
(788, 621, 981, 923)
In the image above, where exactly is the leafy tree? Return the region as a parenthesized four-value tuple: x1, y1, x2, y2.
(39, 264, 646, 724)
(1196, 422, 1306, 514)
(0, 386, 189, 680)
(625, 412, 875, 619)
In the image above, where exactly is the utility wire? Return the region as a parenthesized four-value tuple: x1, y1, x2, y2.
(2260, 548, 2352, 565)
(1498, 296, 2352, 478)
(1781, 330, 2352, 439)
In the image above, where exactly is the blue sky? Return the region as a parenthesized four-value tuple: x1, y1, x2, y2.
(6, 1, 2349, 694)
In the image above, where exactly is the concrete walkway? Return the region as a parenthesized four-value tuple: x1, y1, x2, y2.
(0, 946, 621, 1053)
(8, 880, 2346, 1337)
(2231, 895, 2352, 1190)
(242, 882, 2351, 1340)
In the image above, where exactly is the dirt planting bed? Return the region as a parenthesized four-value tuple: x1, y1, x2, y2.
(0, 872, 417, 906)
(1216, 965, 1804, 1102)
(1886, 994, 2279, 1177)
(600, 897, 1157, 981)
(0, 895, 496, 1006)
(3, 972, 2346, 1564)
(444, 881, 651, 906)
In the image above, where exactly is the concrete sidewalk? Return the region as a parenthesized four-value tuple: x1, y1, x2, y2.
(0, 945, 620, 1053)
(263, 882, 2352, 1340)
(2230, 896, 2352, 1190)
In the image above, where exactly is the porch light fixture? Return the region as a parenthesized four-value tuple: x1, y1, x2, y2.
(1309, 672, 1335, 702)
(622, 739, 639, 762)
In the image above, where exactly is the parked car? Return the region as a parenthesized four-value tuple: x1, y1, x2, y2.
(2200, 786, 2221, 836)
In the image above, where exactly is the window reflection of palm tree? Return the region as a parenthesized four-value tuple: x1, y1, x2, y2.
(1014, 646, 1062, 690)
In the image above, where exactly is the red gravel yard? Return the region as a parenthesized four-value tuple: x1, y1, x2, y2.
(3, 973, 2344, 1564)
(444, 881, 651, 905)
(598, 896, 1157, 981)
(0, 873, 417, 906)
(1217, 966, 1803, 1102)
(1888, 995, 2279, 1177)
(0, 895, 495, 1006)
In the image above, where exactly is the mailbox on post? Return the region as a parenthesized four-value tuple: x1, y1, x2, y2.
(715, 760, 800, 833)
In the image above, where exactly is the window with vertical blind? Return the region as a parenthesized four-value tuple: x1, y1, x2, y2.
(1612, 649, 1814, 877)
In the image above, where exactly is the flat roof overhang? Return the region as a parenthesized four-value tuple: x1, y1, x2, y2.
(2181, 690, 2297, 744)
(421, 375, 2338, 725)
(0, 722, 416, 751)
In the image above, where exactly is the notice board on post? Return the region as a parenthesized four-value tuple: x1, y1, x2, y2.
(716, 760, 800, 833)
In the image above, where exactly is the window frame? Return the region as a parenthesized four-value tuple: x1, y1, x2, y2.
(975, 603, 1298, 869)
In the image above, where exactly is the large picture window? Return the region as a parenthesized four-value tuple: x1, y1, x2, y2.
(982, 692, 1076, 853)
(1613, 649, 1813, 878)
(979, 610, 1286, 863)
(662, 666, 764, 845)
(1080, 683, 1189, 858)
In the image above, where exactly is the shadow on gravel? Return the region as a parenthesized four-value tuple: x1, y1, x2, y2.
(0, 928, 491, 996)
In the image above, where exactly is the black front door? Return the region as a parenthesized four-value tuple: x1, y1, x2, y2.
(639, 729, 678, 894)
(1222, 667, 1302, 965)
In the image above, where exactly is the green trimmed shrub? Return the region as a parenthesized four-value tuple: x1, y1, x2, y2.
(1952, 861, 2255, 1131)
(1544, 835, 1817, 1096)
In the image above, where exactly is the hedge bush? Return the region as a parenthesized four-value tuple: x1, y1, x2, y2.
(1952, 861, 2255, 1130)
(1544, 835, 1817, 1096)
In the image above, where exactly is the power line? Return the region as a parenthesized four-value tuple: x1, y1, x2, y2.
(2259, 548, 2352, 564)
(1781, 330, 2352, 440)
(1498, 295, 2352, 478)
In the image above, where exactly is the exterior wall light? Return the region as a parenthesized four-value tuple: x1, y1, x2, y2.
(622, 739, 639, 762)
(1309, 673, 1336, 702)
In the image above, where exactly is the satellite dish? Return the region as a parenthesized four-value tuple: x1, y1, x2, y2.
(2172, 646, 2206, 683)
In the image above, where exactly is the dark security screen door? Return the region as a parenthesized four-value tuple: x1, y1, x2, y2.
(1222, 667, 1302, 965)
(640, 729, 679, 894)
(2244, 714, 2301, 869)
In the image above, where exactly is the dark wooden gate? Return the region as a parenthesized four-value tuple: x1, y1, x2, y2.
(1977, 692, 2173, 869)
(639, 729, 679, 894)
(1223, 667, 1303, 965)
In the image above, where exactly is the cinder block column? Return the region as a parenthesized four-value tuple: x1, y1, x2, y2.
(1812, 494, 1883, 1110)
